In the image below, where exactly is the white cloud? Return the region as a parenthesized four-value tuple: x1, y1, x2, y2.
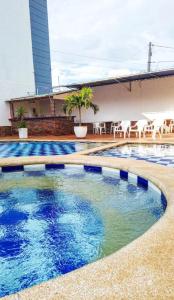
(48, 0, 174, 86)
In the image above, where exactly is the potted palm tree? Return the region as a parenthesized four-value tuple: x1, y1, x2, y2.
(16, 106, 28, 139)
(63, 87, 99, 138)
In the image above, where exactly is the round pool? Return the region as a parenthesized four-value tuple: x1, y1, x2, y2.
(0, 164, 166, 297)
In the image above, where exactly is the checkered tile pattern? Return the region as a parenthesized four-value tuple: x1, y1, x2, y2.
(93, 143, 174, 167)
(0, 142, 103, 158)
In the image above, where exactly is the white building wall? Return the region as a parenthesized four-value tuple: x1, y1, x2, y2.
(80, 76, 174, 123)
(0, 0, 35, 125)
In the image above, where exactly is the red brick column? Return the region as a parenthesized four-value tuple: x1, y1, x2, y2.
(50, 98, 55, 116)
(9, 102, 15, 119)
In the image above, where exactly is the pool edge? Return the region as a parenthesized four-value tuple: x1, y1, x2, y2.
(1, 155, 174, 300)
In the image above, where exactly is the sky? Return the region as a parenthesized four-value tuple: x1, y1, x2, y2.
(47, 0, 174, 87)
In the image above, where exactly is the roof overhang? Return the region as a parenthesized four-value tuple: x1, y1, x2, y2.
(6, 68, 174, 103)
(63, 69, 174, 89)
(53, 91, 76, 100)
(6, 89, 77, 103)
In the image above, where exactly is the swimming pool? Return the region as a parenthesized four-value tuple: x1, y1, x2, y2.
(0, 141, 104, 157)
(0, 164, 166, 297)
(93, 143, 174, 167)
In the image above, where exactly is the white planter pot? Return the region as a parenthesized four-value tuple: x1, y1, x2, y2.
(18, 128, 28, 139)
(74, 126, 87, 138)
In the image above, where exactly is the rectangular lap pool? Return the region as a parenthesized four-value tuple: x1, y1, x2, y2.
(0, 141, 104, 158)
(92, 143, 174, 167)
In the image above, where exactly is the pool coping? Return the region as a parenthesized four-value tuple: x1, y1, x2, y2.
(2, 154, 174, 300)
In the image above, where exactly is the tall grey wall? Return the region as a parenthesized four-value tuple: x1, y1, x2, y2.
(0, 0, 36, 125)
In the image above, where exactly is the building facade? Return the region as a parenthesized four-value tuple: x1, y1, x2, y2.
(29, 0, 52, 94)
(80, 76, 174, 123)
(67, 70, 174, 124)
(7, 70, 174, 137)
(0, 0, 52, 126)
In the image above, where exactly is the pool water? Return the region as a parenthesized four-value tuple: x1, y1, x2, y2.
(93, 143, 174, 167)
(0, 166, 165, 297)
(0, 141, 104, 157)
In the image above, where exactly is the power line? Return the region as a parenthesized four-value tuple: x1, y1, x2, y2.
(52, 49, 125, 63)
(151, 60, 174, 63)
(52, 57, 146, 70)
(53, 47, 174, 73)
(147, 42, 174, 72)
(52, 49, 147, 65)
(53, 46, 174, 75)
(152, 43, 174, 50)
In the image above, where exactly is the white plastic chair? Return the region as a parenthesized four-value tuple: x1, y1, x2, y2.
(113, 120, 130, 139)
(93, 122, 106, 135)
(110, 121, 120, 134)
(169, 119, 174, 133)
(143, 119, 165, 139)
(128, 120, 148, 138)
(163, 120, 170, 134)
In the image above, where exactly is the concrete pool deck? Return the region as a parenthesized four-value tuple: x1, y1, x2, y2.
(1, 150, 174, 299)
(1, 132, 174, 143)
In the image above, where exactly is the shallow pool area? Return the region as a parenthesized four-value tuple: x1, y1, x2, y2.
(93, 143, 174, 167)
(0, 164, 166, 297)
(0, 141, 104, 157)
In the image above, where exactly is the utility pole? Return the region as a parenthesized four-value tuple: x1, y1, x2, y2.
(147, 42, 153, 72)
(57, 75, 61, 91)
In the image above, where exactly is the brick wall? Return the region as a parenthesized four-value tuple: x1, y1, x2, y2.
(0, 126, 12, 136)
(11, 117, 75, 136)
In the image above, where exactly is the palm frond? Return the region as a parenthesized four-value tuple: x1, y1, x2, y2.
(63, 87, 99, 123)
(90, 103, 99, 114)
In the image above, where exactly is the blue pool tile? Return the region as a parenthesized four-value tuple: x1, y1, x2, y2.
(158, 162, 169, 166)
(0, 238, 27, 258)
(45, 164, 65, 170)
(25, 171, 45, 177)
(159, 158, 172, 162)
(0, 210, 28, 225)
(92, 144, 174, 169)
(103, 176, 120, 185)
(84, 165, 102, 173)
(0, 141, 104, 158)
(146, 158, 160, 162)
(120, 170, 128, 180)
(127, 184, 138, 193)
(151, 206, 163, 218)
(1, 165, 24, 173)
(137, 176, 148, 189)
(0, 191, 12, 200)
(161, 193, 167, 210)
